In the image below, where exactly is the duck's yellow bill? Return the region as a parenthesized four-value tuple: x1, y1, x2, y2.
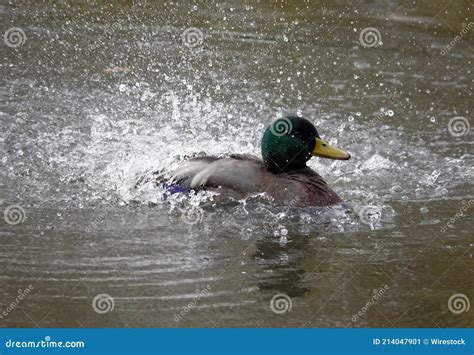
(312, 138, 351, 160)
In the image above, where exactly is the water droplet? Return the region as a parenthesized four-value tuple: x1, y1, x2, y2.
(241, 230, 250, 240)
(391, 185, 403, 193)
(420, 207, 429, 214)
(430, 117, 436, 122)
(415, 187, 424, 197)
(387, 110, 394, 117)
(348, 115, 354, 122)
(435, 186, 449, 196)
(381, 205, 395, 218)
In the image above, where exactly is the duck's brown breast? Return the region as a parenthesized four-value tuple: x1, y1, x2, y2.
(261, 167, 343, 207)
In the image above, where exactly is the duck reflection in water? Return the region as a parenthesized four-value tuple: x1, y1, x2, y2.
(250, 233, 315, 298)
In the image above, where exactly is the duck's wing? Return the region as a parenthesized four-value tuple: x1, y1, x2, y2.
(167, 156, 219, 186)
(168, 154, 264, 195)
(134, 154, 218, 189)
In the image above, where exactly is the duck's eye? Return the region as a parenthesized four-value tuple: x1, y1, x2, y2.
(322, 143, 327, 147)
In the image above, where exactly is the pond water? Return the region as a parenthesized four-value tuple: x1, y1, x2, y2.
(1, 0, 472, 327)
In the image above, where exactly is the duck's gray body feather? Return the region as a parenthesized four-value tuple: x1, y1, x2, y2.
(166, 154, 342, 206)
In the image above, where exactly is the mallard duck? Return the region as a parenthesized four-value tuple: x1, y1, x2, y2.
(153, 116, 351, 207)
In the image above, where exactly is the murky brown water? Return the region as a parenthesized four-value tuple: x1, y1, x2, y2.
(1, 0, 472, 328)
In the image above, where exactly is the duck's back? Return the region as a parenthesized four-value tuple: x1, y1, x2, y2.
(167, 154, 342, 206)
(168, 154, 265, 199)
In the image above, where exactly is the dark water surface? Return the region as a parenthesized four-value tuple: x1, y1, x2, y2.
(1, 0, 473, 327)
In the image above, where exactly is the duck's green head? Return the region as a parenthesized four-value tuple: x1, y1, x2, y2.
(261, 116, 350, 174)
